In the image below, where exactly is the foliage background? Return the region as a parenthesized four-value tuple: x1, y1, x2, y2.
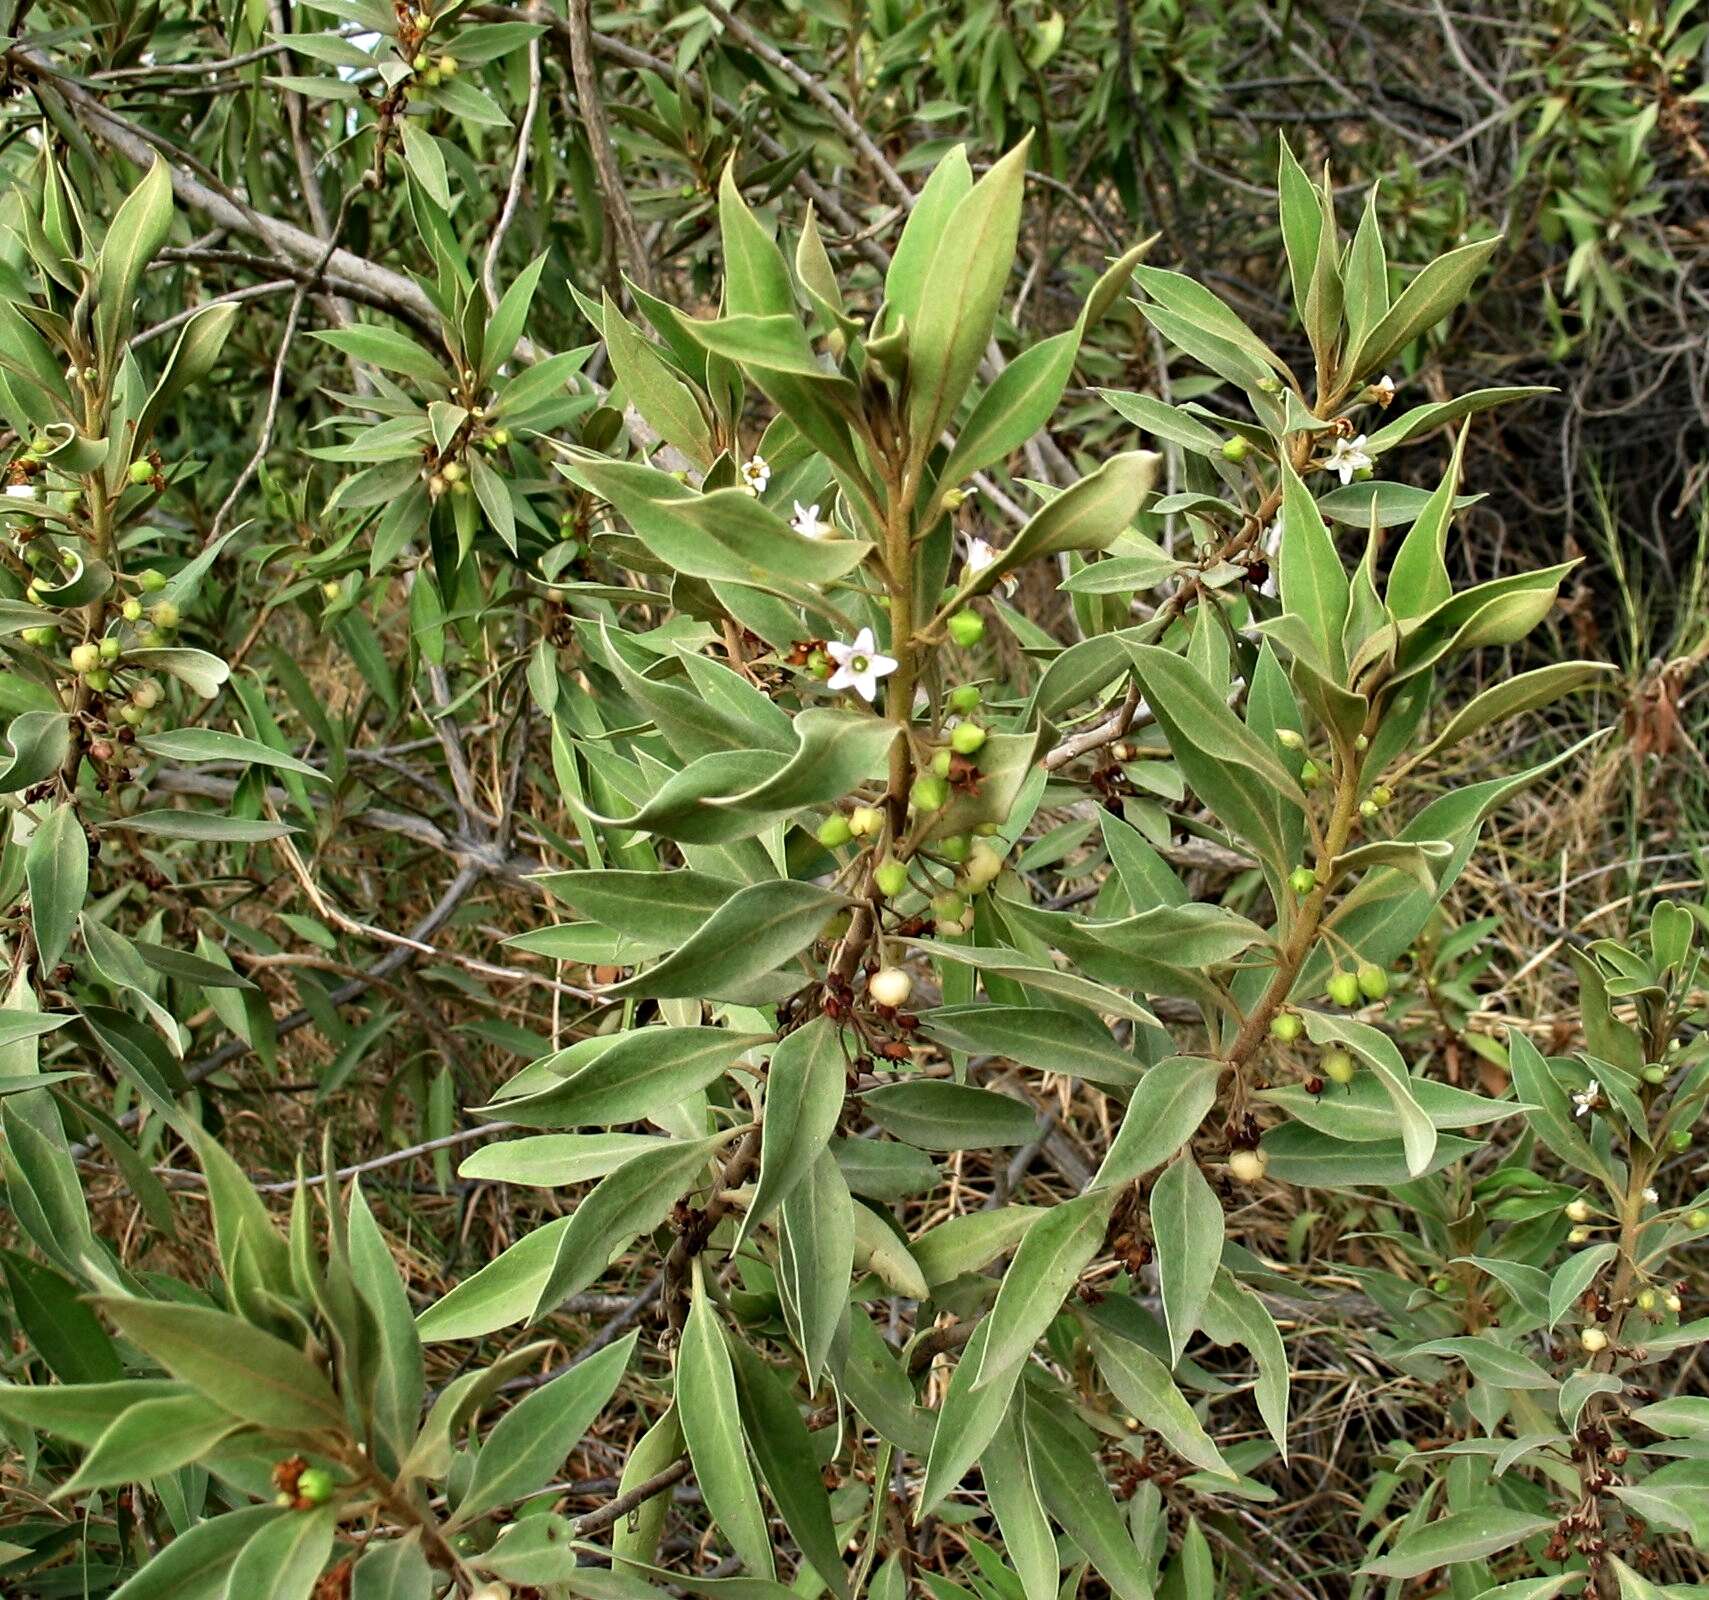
(0, 0, 1707, 1596)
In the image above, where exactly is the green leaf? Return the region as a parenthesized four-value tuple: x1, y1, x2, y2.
(1084, 1318, 1235, 1480)
(603, 293, 714, 464)
(55, 1393, 239, 1496)
(911, 1206, 1043, 1288)
(886, 147, 973, 324)
(1298, 1012, 1436, 1176)
(1548, 1243, 1617, 1331)
(417, 1219, 574, 1342)
(398, 118, 451, 208)
(482, 254, 546, 382)
(728, 1335, 850, 1599)
(1200, 1270, 1290, 1456)
(983, 1405, 1060, 1600)
(480, 1027, 769, 1128)
(225, 1504, 337, 1600)
(140, 727, 327, 783)
(107, 1506, 285, 1600)
(1151, 1156, 1222, 1365)
(453, 1333, 636, 1525)
(921, 1005, 1141, 1089)
(95, 157, 174, 370)
(739, 1017, 846, 1244)
(679, 1273, 775, 1576)
(974, 1190, 1114, 1391)
(939, 329, 1078, 490)
(313, 324, 453, 388)
(1352, 235, 1502, 378)
(1094, 1057, 1222, 1188)
(862, 1081, 1039, 1150)
(1405, 1336, 1557, 1391)
(352, 1536, 436, 1600)
(1278, 458, 1350, 675)
(778, 1149, 854, 1384)
(136, 303, 240, 445)
(90, 1298, 344, 1432)
(718, 161, 797, 318)
(1362, 1508, 1553, 1579)
(1417, 662, 1616, 761)
(25, 803, 85, 973)
(907, 138, 1030, 465)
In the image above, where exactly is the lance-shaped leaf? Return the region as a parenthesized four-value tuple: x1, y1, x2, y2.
(94, 156, 174, 369)
(1024, 1397, 1156, 1600)
(1199, 1270, 1290, 1456)
(1299, 1011, 1436, 1176)
(602, 292, 714, 465)
(1278, 457, 1350, 676)
(135, 302, 239, 447)
(1151, 1155, 1222, 1365)
(1094, 1056, 1221, 1188)
(737, 1017, 845, 1246)
(1351, 234, 1503, 379)
(24, 803, 85, 974)
(1083, 1317, 1236, 1480)
(862, 1081, 1039, 1151)
(983, 1404, 1060, 1600)
(778, 1149, 854, 1384)
(1413, 661, 1616, 763)
(678, 1273, 775, 1577)
(1361, 1508, 1553, 1580)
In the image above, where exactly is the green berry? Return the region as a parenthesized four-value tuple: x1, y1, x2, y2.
(964, 841, 1004, 889)
(21, 625, 55, 648)
(127, 458, 155, 486)
(817, 815, 853, 849)
(910, 775, 948, 813)
(84, 669, 111, 692)
(1221, 436, 1249, 463)
(1356, 963, 1390, 1000)
(1637, 1288, 1658, 1312)
(1269, 1012, 1303, 1043)
(874, 859, 908, 898)
(1369, 784, 1393, 807)
(1288, 866, 1317, 896)
(132, 680, 161, 710)
(806, 649, 831, 679)
(121, 597, 143, 621)
(938, 835, 970, 864)
(1431, 1275, 1452, 1295)
(931, 749, 953, 779)
(1277, 729, 1304, 750)
(1642, 1064, 1667, 1085)
(1321, 1049, 1356, 1085)
(946, 609, 985, 649)
(1688, 1210, 1707, 1230)
(1359, 798, 1379, 819)
(490, 427, 510, 446)
(932, 891, 967, 923)
(1327, 972, 1362, 1008)
(69, 642, 100, 674)
(413, 51, 430, 69)
(950, 721, 986, 756)
(948, 684, 982, 714)
(139, 569, 166, 592)
(1299, 759, 1322, 788)
(99, 636, 120, 662)
(1669, 1128, 1690, 1152)
(1354, 733, 1369, 750)
(848, 805, 883, 837)
(149, 600, 180, 630)
(296, 1468, 336, 1505)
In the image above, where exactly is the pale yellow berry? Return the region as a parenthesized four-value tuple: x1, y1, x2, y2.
(1228, 1148, 1267, 1183)
(1580, 1327, 1609, 1353)
(868, 967, 912, 1009)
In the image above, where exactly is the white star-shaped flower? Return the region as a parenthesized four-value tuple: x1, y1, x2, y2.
(1372, 374, 1396, 405)
(825, 627, 897, 704)
(792, 501, 831, 539)
(1643, 1187, 1659, 1205)
(739, 454, 771, 495)
(1325, 434, 1376, 485)
(1572, 1079, 1600, 1119)
(965, 536, 999, 574)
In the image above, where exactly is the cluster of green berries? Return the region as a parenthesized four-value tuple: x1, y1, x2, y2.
(1326, 964, 1390, 1007)
(406, 51, 458, 87)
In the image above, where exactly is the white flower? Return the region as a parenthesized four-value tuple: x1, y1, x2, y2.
(739, 454, 771, 495)
(1372, 374, 1396, 405)
(1325, 433, 1375, 485)
(1257, 517, 1282, 598)
(965, 536, 999, 574)
(1572, 1080, 1600, 1119)
(825, 627, 898, 704)
(1643, 1187, 1659, 1205)
(791, 501, 832, 539)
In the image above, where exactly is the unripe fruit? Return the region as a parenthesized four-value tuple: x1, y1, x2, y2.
(950, 721, 987, 755)
(490, 427, 510, 446)
(322, 580, 342, 601)
(1356, 963, 1389, 1000)
(132, 680, 161, 710)
(948, 683, 982, 714)
(942, 487, 969, 509)
(1288, 866, 1317, 896)
(1299, 759, 1322, 788)
(1666, 1293, 1682, 1313)
(874, 859, 908, 898)
(937, 835, 970, 864)
(1369, 784, 1393, 807)
(128, 458, 155, 485)
(1220, 436, 1249, 463)
(1689, 1210, 1708, 1230)
(931, 749, 953, 779)
(118, 705, 144, 726)
(1565, 1198, 1592, 1223)
(441, 460, 465, 483)
(99, 636, 119, 662)
(1359, 799, 1379, 819)
(1567, 1225, 1591, 1244)
(149, 600, 180, 630)
(848, 805, 883, 837)
(964, 841, 1003, 889)
(1670, 1128, 1692, 1152)
(1327, 972, 1361, 1008)
(1354, 733, 1369, 750)
(1321, 1049, 1356, 1085)
(1269, 1012, 1302, 1043)
(85, 669, 111, 692)
(869, 967, 912, 1008)
(1579, 1327, 1608, 1353)
(139, 569, 166, 592)
(70, 642, 100, 674)
(1431, 1275, 1452, 1294)
(932, 891, 967, 924)
(438, 54, 457, 74)
(1277, 729, 1304, 750)
(806, 649, 831, 679)
(946, 609, 985, 648)
(423, 67, 442, 85)
(1642, 1064, 1666, 1085)
(1637, 1288, 1658, 1312)
(413, 52, 430, 69)
(121, 597, 143, 621)
(817, 814, 853, 849)
(296, 1467, 336, 1504)
(1228, 1148, 1267, 1183)
(910, 775, 948, 812)
(21, 625, 55, 648)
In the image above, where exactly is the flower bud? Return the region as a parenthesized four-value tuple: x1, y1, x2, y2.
(1642, 1064, 1666, 1085)
(1568, 1225, 1591, 1244)
(1360, 798, 1379, 818)
(869, 967, 912, 1009)
(1666, 1293, 1683, 1313)
(140, 569, 166, 592)
(1689, 1210, 1707, 1230)
(1369, 784, 1393, 807)
(149, 600, 180, 630)
(1299, 759, 1322, 788)
(942, 487, 968, 509)
(121, 597, 143, 621)
(1277, 729, 1304, 750)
